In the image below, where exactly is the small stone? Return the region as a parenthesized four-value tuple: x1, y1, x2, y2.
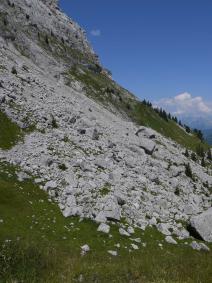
(165, 236, 177, 245)
(190, 241, 210, 252)
(131, 243, 139, 250)
(44, 181, 57, 190)
(127, 226, 135, 234)
(108, 250, 118, 256)
(97, 223, 110, 234)
(119, 228, 130, 237)
(81, 244, 90, 255)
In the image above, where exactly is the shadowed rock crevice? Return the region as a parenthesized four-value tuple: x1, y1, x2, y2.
(186, 224, 204, 241)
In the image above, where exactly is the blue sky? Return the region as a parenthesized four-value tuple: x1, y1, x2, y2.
(59, 0, 212, 121)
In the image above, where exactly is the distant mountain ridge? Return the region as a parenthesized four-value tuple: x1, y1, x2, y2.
(203, 129, 212, 145)
(179, 116, 212, 145)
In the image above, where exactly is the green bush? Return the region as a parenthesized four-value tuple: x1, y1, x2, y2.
(51, 116, 58, 128)
(58, 163, 67, 171)
(185, 163, 192, 178)
(11, 66, 17, 75)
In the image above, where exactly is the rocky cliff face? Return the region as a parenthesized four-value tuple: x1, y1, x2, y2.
(0, 0, 98, 73)
(0, 0, 211, 246)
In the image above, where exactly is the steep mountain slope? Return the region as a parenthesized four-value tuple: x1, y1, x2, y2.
(0, 0, 212, 282)
(0, 0, 208, 151)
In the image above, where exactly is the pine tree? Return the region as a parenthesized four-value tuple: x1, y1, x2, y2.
(196, 144, 205, 157)
(201, 158, 206, 167)
(185, 125, 191, 133)
(184, 149, 189, 158)
(191, 152, 197, 162)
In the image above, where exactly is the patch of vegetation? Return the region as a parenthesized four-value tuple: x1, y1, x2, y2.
(0, 111, 23, 149)
(184, 149, 189, 158)
(174, 187, 180, 196)
(99, 184, 111, 196)
(11, 66, 17, 75)
(185, 163, 193, 179)
(63, 135, 69, 143)
(51, 116, 58, 128)
(58, 163, 68, 171)
(0, 162, 211, 283)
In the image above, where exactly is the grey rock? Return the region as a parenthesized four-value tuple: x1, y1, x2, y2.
(81, 244, 90, 255)
(157, 223, 171, 236)
(131, 243, 139, 250)
(139, 138, 156, 155)
(127, 226, 135, 234)
(189, 208, 212, 242)
(108, 250, 118, 256)
(44, 180, 57, 190)
(97, 223, 110, 234)
(119, 228, 130, 237)
(190, 241, 210, 252)
(165, 236, 177, 245)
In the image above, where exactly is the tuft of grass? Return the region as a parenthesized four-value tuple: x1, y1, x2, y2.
(58, 163, 67, 171)
(0, 111, 23, 149)
(51, 116, 58, 128)
(99, 185, 111, 196)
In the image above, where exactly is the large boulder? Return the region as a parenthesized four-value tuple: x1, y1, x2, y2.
(189, 208, 212, 242)
(139, 138, 156, 155)
(95, 196, 121, 222)
(62, 195, 80, 217)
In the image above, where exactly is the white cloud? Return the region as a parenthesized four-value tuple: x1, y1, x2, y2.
(90, 29, 101, 37)
(155, 92, 212, 118)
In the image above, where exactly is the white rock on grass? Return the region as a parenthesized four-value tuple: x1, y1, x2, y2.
(190, 241, 210, 252)
(44, 180, 57, 190)
(97, 223, 110, 234)
(108, 250, 118, 256)
(81, 244, 90, 255)
(131, 243, 139, 250)
(189, 208, 212, 242)
(165, 236, 177, 245)
(127, 226, 135, 234)
(157, 223, 171, 236)
(119, 228, 130, 237)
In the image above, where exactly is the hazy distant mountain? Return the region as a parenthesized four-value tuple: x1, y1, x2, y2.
(202, 129, 212, 145)
(180, 116, 212, 131)
(179, 116, 212, 145)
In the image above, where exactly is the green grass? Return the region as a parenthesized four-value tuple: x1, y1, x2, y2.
(0, 162, 211, 283)
(0, 111, 23, 149)
(99, 185, 111, 196)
